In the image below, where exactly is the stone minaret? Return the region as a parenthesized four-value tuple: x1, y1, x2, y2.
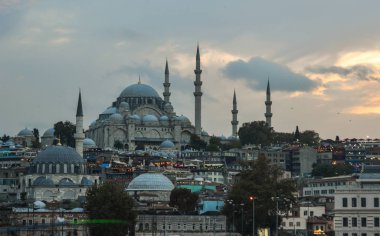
(265, 79, 273, 127)
(74, 90, 85, 157)
(194, 44, 203, 136)
(163, 59, 171, 103)
(231, 90, 239, 137)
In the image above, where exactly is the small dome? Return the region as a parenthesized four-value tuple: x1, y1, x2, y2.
(119, 83, 160, 98)
(33, 176, 54, 186)
(59, 178, 75, 186)
(17, 128, 33, 137)
(126, 173, 174, 191)
(81, 177, 94, 186)
(110, 113, 124, 123)
(160, 140, 175, 149)
(201, 131, 209, 136)
(160, 115, 169, 121)
(83, 138, 96, 148)
(101, 107, 117, 115)
(128, 114, 141, 121)
(42, 128, 55, 138)
(4, 140, 15, 146)
(143, 114, 159, 123)
(119, 101, 130, 110)
(179, 115, 190, 122)
(34, 201, 46, 209)
(33, 146, 85, 165)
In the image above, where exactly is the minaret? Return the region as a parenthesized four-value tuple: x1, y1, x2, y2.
(231, 90, 239, 137)
(265, 78, 273, 127)
(163, 59, 171, 103)
(194, 44, 203, 136)
(74, 89, 85, 157)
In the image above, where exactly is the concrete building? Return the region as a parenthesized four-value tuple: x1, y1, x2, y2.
(334, 173, 380, 236)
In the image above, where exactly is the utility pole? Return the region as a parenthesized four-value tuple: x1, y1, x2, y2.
(250, 196, 255, 236)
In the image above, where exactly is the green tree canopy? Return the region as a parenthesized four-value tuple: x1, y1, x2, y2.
(189, 134, 207, 150)
(85, 182, 136, 236)
(311, 163, 354, 177)
(223, 154, 297, 235)
(169, 188, 199, 213)
(238, 121, 273, 146)
(54, 121, 76, 147)
(1, 134, 10, 142)
(32, 128, 41, 148)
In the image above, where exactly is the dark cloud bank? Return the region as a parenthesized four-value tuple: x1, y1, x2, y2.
(307, 64, 380, 81)
(223, 57, 318, 92)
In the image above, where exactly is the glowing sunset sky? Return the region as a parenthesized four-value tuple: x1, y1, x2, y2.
(1, 0, 380, 139)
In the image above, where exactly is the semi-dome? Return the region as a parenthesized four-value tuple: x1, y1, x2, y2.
(160, 115, 169, 121)
(33, 176, 54, 186)
(42, 128, 55, 138)
(126, 173, 174, 191)
(110, 113, 124, 123)
(83, 138, 96, 148)
(119, 83, 160, 98)
(33, 146, 85, 165)
(59, 178, 75, 186)
(143, 114, 159, 123)
(129, 114, 141, 120)
(160, 140, 175, 149)
(119, 101, 130, 110)
(101, 107, 117, 115)
(81, 177, 94, 186)
(17, 128, 33, 137)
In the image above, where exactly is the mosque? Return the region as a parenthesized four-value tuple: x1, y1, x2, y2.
(85, 45, 273, 151)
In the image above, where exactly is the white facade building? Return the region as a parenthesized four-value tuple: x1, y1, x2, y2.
(334, 173, 380, 236)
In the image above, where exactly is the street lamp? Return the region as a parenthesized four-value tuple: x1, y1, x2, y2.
(226, 200, 235, 233)
(240, 203, 244, 236)
(271, 197, 279, 236)
(249, 196, 255, 236)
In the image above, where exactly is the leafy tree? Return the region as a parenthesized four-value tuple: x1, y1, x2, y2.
(169, 188, 199, 213)
(32, 128, 41, 148)
(0, 134, 10, 142)
(85, 182, 136, 236)
(272, 132, 294, 144)
(312, 163, 354, 177)
(222, 139, 242, 150)
(238, 121, 273, 146)
(114, 140, 123, 150)
(206, 137, 221, 151)
(300, 130, 320, 146)
(223, 154, 297, 235)
(189, 134, 207, 150)
(54, 121, 76, 147)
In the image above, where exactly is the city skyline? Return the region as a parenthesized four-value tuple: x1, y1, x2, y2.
(1, 1, 380, 139)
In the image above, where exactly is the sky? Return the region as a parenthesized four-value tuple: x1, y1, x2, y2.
(2, 0, 380, 140)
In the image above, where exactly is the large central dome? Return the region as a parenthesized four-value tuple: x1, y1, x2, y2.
(119, 83, 160, 98)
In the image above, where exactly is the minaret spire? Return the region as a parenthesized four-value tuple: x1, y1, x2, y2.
(231, 89, 239, 138)
(74, 89, 85, 157)
(265, 77, 273, 127)
(163, 59, 171, 103)
(194, 43, 203, 136)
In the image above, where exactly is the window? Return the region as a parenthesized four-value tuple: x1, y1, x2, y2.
(361, 217, 367, 227)
(352, 198, 357, 207)
(352, 217, 357, 227)
(361, 198, 367, 207)
(374, 233, 379, 236)
(343, 198, 348, 207)
(375, 217, 379, 227)
(343, 217, 348, 227)
(304, 210, 308, 216)
(310, 211, 314, 216)
(42, 219, 45, 224)
(343, 234, 348, 236)
(289, 222, 293, 227)
(375, 197, 379, 207)
(361, 234, 367, 236)
(352, 234, 357, 236)
(296, 222, 300, 226)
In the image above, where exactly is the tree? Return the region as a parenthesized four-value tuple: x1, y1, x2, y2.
(85, 182, 136, 236)
(222, 154, 297, 235)
(189, 134, 207, 150)
(0, 134, 10, 142)
(300, 130, 320, 146)
(169, 188, 199, 213)
(54, 121, 76, 147)
(312, 163, 354, 177)
(114, 140, 123, 150)
(238, 121, 273, 146)
(32, 128, 41, 148)
(206, 136, 221, 151)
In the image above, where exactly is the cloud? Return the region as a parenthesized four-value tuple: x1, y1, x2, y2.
(307, 64, 380, 81)
(222, 57, 318, 92)
(49, 37, 71, 45)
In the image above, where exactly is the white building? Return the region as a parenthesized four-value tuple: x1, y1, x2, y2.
(334, 173, 380, 236)
(282, 205, 325, 233)
(303, 175, 357, 197)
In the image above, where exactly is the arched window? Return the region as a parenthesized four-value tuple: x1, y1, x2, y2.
(145, 223, 149, 230)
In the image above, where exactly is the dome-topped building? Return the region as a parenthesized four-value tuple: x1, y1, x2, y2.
(15, 128, 35, 147)
(86, 60, 204, 151)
